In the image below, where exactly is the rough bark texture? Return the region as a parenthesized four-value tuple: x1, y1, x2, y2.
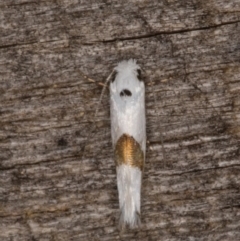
(1, 0, 240, 240)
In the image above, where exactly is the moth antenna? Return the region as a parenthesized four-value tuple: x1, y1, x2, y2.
(80, 69, 115, 159)
(78, 68, 107, 88)
(94, 69, 116, 119)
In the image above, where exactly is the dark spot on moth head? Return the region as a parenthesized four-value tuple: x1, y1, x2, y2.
(137, 69, 143, 81)
(120, 89, 132, 97)
(110, 70, 117, 83)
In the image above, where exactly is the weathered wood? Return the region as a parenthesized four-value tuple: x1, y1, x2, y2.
(0, 0, 240, 240)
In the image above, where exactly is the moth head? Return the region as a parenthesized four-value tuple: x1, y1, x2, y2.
(110, 59, 144, 98)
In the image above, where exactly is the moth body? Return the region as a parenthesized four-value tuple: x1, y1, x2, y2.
(110, 59, 146, 229)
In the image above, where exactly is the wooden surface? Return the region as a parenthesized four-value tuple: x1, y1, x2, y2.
(1, 0, 240, 240)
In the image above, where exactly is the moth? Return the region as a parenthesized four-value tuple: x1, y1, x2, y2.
(110, 59, 146, 229)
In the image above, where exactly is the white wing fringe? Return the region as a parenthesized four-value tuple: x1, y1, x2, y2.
(117, 165, 142, 230)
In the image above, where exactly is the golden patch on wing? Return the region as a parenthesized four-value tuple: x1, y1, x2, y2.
(114, 134, 144, 170)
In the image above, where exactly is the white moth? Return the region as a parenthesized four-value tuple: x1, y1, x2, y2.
(110, 59, 146, 229)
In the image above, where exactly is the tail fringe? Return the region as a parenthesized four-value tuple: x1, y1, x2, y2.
(116, 165, 142, 231)
(119, 207, 141, 231)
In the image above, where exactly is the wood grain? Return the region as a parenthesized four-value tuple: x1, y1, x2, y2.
(0, 0, 240, 240)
